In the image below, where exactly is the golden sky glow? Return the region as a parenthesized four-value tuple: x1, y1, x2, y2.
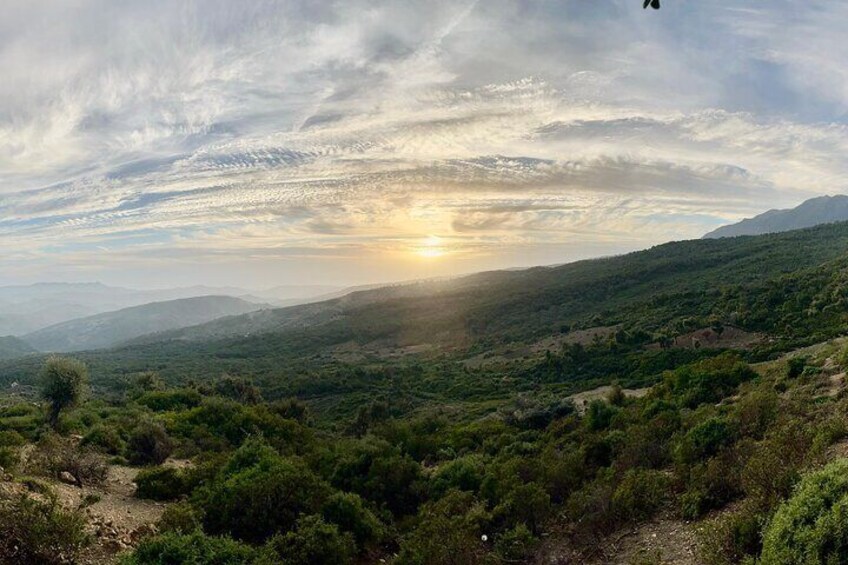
(1, 1, 845, 288)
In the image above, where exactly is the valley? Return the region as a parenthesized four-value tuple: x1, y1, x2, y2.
(4, 222, 848, 563)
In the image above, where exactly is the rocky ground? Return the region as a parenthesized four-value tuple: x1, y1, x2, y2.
(0, 457, 175, 564)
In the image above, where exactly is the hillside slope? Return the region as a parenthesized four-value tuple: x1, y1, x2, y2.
(23, 296, 265, 353)
(704, 194, 848, 238)
(8, 222, 848, 388)
(0, 336, 35, 360)
(139, 221, 848, 349)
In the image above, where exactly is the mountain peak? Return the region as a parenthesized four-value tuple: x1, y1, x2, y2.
(704, 194, 848, 239)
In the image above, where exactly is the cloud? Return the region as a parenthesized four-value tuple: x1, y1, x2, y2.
(2, 1, 848, 286)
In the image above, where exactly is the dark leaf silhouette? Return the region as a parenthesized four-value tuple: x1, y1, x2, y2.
(644, 0, 660, 8)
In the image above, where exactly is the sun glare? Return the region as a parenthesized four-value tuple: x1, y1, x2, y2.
(416, 235, 446, 258)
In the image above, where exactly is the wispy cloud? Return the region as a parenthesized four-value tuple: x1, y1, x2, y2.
(2, 1, 848, 286)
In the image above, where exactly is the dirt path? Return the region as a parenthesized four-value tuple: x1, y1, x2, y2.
(536, 513, 702, 564)
(597, 516, 700, 564)
(49, 465, 166, 564)
(569, 386, 650, 415)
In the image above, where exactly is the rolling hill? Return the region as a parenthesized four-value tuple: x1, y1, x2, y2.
(0, 336, 35, 360)
(4, 221, 848, 393)
(703, 194, 848, 238)
(23, 296, 266, 353)
(0, 282, 341, 335)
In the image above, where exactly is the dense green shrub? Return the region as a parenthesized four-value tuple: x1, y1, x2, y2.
(126, 420, 174, 465)
(786, 356, 807, 379)
(585, 400, 618, 431)
(121, 531, 256, 565)
(0, 430, 26, 470)
(664, 354, 757, 408)
(157, 502, 201, 535)
(194, 439, 331, 543)
(136, 466, 189, 501)
(397, 490, 490, 565)
(81, 423, 125, 455)
(698, 501, 764, 565)
(321, 492, 385, 547)
(677, 417, 735, 464)
(137, 389, 202, 412)
(494, 523, 538, 561)
(429, 454, 487, 499)
(0, 493, 88, 564)
(330, 438, 425, 516)
(213, 376, 262, 405)
(761, 459, 848, 564)
(611, 469, 670, 522)
(500, 394, 575, 429)
(171, 398, 310, 453)
(257, 515, 355, 565)
(493, 482, 551, 534)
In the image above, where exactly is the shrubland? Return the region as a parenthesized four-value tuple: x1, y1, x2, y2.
(0, 344, 846, 564)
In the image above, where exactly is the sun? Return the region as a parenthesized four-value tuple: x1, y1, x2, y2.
(416, 235, 446, 258)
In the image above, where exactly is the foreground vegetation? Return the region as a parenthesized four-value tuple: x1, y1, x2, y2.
(3, 340, 848, 563)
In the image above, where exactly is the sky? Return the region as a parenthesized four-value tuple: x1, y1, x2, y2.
(3, 0, 848, 288)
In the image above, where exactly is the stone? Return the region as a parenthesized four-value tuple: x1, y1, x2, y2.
(59, 471, 78, 485)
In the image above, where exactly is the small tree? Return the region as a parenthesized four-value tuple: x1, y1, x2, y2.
(40, 356, 88, 429)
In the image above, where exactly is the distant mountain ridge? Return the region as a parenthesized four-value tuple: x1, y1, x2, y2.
(0, 282, 345, 335)
(703, 195, 848, 239)
(23, 296, 266, 353)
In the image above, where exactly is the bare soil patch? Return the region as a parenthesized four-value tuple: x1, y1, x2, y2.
(569, 385, 650, 415)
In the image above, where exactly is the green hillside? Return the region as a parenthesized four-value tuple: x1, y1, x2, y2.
(0, 335, 35, 360)
(4, 222, 848, 423)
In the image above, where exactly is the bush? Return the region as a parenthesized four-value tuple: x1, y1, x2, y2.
(137, 389, 202, 412)
(0, 430, 26, 470)
(81, 424, 125, 455)
(429, 454, 486, 499)
(680, 447, 747, 520)
(494, 523, 538, 561)
(611, 469, 670, 523)
(194, 440, 331, 543)
(761, 459, 848, 564)
(698, 501, 764, 565)
(257, 515, 355, 565)
(136, 466, 189, 501)
(786, 356, 807, 379)
(0, 493, 88, 564)
(677, 417, 735, 464)
(126, 421, 174, 465)
(171, 399, 311, 453)
(157, 502, 201, 535)
(586, 400, 618, 431)
(330, 439, 425, 517)
(664, 355, 757, 408)
(396, 490, 490, 565)
(28, 433, 107, 486)
(121, 531, 256, 565)
(321, 492, 385, 547)
(493, 482, 551, 534)
(214, 376, 262, 405)
(40, 356, 88, 429)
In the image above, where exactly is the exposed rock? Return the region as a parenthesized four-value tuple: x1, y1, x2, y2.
(59, 471, 79, 486)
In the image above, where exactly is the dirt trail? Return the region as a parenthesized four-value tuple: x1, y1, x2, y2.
(0, 460, 174, 564)
(53, 464, 166, 564)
